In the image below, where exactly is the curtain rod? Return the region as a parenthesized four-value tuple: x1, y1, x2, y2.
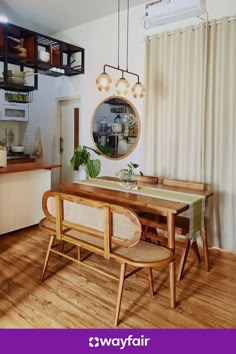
(146, 16, 236, 40)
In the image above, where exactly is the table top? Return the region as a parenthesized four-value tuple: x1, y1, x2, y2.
(58, 179, 209, 216)
(58, 177, 213, 216)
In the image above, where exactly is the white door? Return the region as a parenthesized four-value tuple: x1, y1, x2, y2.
(59, 98, 80, 184)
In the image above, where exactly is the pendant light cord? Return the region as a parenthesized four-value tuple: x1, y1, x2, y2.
(126, 0, 129, 72)
(118, 0, 120, 69)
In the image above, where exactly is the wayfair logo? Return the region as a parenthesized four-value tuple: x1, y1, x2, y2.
(89, 335, 150, 350)
(89, 337, 100, 348)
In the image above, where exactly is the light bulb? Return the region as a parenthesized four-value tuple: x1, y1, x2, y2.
(132, 82, 145, 99)
(96, 72, 112, 92)
(115, 77, 130, 96)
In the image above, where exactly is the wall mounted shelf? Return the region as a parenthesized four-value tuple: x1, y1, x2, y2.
(0, 22, 85, 92)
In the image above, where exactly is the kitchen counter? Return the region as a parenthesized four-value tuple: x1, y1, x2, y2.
(0, 163, 61, 235)
(0, 162, 61, 174)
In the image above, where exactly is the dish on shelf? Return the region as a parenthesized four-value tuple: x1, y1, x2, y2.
(5, 70, 25, 78)
(4, 70, 34, 79)
(38, 50, 50, 63)
(6, 77, 26, 85)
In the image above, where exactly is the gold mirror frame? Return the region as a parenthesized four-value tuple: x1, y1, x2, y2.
(91, 96, 141, 160)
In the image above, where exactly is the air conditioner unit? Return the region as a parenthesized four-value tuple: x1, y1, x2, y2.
(144, 0, 206, 27)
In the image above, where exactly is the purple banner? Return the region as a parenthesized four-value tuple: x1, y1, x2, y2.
(0, 329, 235, 354)
(0, 329, 236, 354)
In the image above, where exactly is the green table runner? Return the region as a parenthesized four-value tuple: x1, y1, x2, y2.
(75, 179, 206, 239)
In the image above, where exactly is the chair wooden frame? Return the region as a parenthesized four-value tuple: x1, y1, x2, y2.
(140, 178, 209, 281)
(39, 190, 175, 326)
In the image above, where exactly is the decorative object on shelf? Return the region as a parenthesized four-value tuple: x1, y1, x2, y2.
(91, 96, 141, 160)
(6, 128, 15, 148)
(96, 0, 145, 99)
(38, 50, 50, 63)
(116, 162, 140, 190)
(70, 145, 101, 178)
(34, 127, 43, 158)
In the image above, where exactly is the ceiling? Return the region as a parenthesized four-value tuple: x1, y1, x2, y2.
(0, 0, 147, 34)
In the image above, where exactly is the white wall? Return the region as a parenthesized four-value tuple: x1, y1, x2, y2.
(29, 0, 236, 179)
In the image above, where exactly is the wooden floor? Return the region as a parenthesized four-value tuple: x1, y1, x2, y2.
(0, 226, 235, 328)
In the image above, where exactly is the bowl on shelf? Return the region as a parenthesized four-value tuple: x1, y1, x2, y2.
(11, 146, 25, 153)
(6, 77, 26, 86)
(38, 50, 50, 63)
(5, 70, 25, 78)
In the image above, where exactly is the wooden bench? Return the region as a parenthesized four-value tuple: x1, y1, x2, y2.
(39, 190, 175, 326)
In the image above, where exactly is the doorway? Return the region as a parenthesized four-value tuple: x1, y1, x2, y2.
(56, 98, 80, 185)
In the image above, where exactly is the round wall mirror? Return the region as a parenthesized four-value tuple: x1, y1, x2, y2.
(91, 96, 141, 159)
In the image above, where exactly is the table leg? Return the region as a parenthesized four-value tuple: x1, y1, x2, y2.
(168, 212, 176, 308)
(202, 217, 210, 271)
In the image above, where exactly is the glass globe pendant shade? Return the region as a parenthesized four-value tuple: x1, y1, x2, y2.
(96, 72, 112, 92)
(115, 77, 130, 96)
(132, 82, 145, 99)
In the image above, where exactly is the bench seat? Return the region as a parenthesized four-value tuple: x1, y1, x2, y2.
(39, 191, 176, 326)
(40, 218, 173, 267)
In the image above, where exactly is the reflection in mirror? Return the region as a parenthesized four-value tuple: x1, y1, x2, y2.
(91, 96, 140, 159)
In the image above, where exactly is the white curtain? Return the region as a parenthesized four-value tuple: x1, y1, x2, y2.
(204, 18, 236, 251)
(143, 23, 206, 181)
(143, 18, 236, 252)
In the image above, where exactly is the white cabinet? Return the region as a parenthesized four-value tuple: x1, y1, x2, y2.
(0, 170, 51, 235)
(0, 103, 29, 122)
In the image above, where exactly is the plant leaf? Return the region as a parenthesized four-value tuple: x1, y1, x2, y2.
(86, 159, 101, 178)
(131, 163, 139, 168)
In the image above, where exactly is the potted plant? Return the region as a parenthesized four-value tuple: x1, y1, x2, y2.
(116, 162, 140, 190)
(70, 145, 101, 178)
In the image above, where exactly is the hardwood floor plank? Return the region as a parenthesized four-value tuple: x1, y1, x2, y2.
(0, 226, 235, 328)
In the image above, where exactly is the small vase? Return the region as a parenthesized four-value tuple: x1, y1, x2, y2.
(121, 175, 138, 190)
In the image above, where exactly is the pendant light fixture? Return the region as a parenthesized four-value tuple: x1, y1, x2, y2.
(96, 0, 145, 99)
(96, 72, 112, 92)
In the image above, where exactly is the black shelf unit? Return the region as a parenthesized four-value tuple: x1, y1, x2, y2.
(0, 83, 35, 92)
(0, 22, 85, 92)
(0, 53, 35, 69)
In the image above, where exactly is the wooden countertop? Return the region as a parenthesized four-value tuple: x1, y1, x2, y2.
(0, 163, 61, 174)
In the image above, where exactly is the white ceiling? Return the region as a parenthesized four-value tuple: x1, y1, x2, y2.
(0, 0, 147, 34)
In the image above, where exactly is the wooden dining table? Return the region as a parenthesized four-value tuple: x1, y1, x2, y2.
(58, 177, 213, 308)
